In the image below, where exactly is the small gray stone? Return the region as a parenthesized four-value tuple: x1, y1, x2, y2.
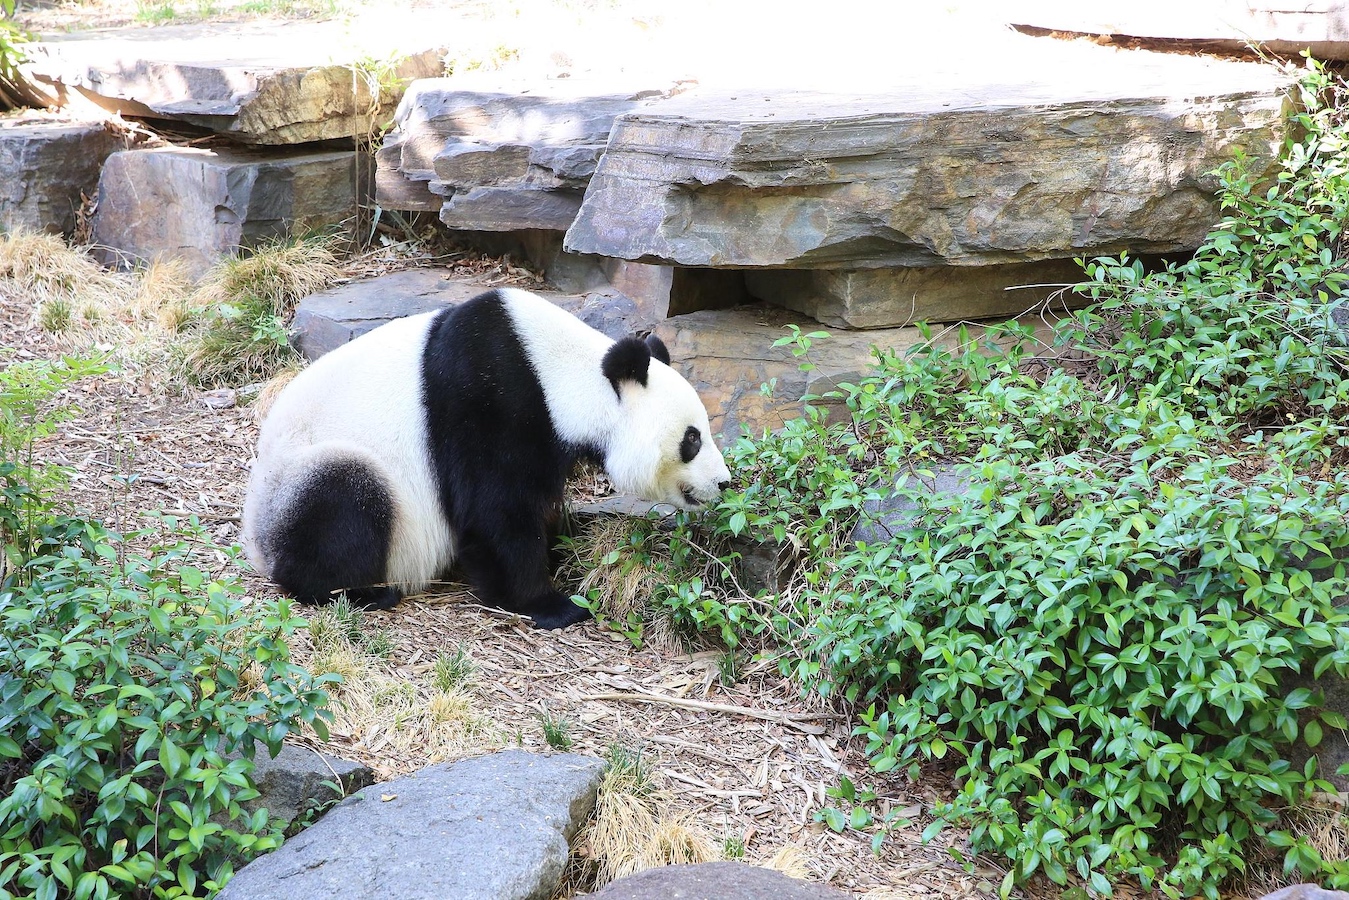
(1258, 885, 1349, 900)
(592, 862, 854, 899)
(218, 750, 605, 900)
(439, 186, 584, 232)
(853, 465, 978, 547)
(245, 743, 374, 829)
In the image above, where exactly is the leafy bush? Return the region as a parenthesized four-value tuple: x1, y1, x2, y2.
(0, 357, 336, 899)
(640, 60, 1349, 897)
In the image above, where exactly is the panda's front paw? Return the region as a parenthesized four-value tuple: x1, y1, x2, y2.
(526, 592, 592, 630)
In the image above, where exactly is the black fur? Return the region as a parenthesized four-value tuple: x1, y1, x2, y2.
(419, 290, 594, 629)
(679, 425, 701, 464)
(268, 458, 399, 610)
(601, 336, 653, 395)
(644, 334, 670, 366)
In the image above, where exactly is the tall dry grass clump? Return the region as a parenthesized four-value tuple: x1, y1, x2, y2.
(561, 515, 682, 651)
(0, 229, 196, 386)
(578, 743, 719, 889)
(185, 234, 341, 388)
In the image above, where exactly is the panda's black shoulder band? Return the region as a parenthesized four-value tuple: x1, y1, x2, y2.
(602, 337, 653, 395)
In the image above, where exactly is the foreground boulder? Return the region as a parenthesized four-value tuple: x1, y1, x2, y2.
(593, 862, 853, 899)
(217, 750, 604, 900)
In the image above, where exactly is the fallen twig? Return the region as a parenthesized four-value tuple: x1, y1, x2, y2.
(582, 688, 832, 735)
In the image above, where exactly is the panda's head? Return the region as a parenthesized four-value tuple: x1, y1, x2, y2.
(600, 334, 731, 510)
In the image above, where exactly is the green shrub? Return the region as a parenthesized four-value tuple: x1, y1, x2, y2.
(0, 525, 336, 899)
(643, 60, 1349, 898)
(0, 355, 336, 899)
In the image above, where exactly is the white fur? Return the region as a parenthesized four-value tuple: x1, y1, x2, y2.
(242, 313, 453, 590)
(243, 289, 731, 593)
(498, 288, 730, 508)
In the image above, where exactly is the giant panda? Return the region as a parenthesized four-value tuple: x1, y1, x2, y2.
(241, 287, 731, 630)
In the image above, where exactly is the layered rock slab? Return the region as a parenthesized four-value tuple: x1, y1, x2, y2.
(1007, 0, 1349, 60)
(21, 18, 446, 144)
(377, 78, 680, 230)
(91, 145, 358, 277)
(652, 306, 1057, 443)
(745, 259, 1086, 329)
(564, 37, 1291, 269)
(0, 117, 126, 236)
(217, 750, 604, 900)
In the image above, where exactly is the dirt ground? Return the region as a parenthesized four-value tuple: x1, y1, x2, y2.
(0, 242, 1018, 898)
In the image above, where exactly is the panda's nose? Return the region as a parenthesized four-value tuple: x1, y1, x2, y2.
(718, 479, 731, 492)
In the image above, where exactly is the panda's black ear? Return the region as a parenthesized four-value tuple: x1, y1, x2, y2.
(602, 336, 652, 395)
(644, 334, 671, 366)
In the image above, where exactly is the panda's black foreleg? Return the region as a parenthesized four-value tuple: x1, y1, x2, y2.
(454, 520, 591, 630)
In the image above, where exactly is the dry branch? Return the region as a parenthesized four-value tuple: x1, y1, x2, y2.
(581, 689, 832, 735)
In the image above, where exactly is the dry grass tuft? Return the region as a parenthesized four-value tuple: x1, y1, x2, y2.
(1239, 800, 1349, 898)
(562, 515, 683, 651)
(762, 843, 811, 879)
(185, 235, 342, 388)
(0, 228, 200, 387)
(0, 228, 116, 295)
(192, 234, 342, 320)
(579, 744, 720, 889)
(251, 362, 304, 422)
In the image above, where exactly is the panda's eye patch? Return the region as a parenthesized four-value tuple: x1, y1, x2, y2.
(679, 426, 701, 464)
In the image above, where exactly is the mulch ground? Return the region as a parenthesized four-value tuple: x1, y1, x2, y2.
(0, 253, 1008, 898)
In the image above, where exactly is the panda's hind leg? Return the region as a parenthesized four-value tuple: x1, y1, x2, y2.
(267, 457, 398, 609)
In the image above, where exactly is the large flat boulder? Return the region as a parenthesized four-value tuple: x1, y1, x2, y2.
(91, 145, 357, 277)
(564, 36, 1291, 269)
(1007, 0, 1349, 60)
(377, 77, 680, 231)
(0, 116, 126, 236)
(21, 18, 446, 144)
(217, 750, 604, 900)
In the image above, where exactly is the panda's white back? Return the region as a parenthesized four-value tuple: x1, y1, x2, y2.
(242, 311, 454, 588)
